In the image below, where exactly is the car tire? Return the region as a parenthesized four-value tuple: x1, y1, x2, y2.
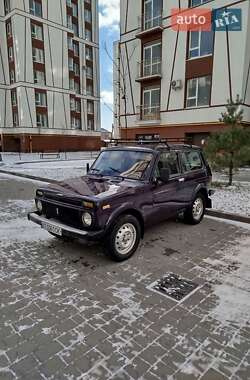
(184, 193, 206, 225)
(104, 215, 141, 262)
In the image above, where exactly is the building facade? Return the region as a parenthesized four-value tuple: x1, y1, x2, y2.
(114, 0, 250, 145)
(0, 0, 100, 152)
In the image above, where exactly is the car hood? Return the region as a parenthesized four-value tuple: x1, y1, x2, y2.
(45, 175, 144, 201)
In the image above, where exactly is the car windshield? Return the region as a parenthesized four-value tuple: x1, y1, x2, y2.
(90, 150, 153, 180)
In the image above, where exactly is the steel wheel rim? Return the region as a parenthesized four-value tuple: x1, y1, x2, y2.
(115, 223, 137, 255)
(192, 198, 204, 221)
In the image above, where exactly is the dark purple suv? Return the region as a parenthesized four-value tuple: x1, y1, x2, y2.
(28, 143, 213, 261)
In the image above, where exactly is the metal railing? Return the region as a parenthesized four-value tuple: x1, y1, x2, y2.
(137, 105, 161, 121)
(137, 59, 162, 79)
(138, 13, 163, 32)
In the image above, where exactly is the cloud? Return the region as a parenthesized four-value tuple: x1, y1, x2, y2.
(101, 90, 113, 105)
(99, 0, 120, 30)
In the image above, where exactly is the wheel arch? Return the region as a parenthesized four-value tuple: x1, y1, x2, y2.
(106, 208, 145, 238)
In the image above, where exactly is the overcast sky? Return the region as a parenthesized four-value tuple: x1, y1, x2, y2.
(99, 0, 120, 131)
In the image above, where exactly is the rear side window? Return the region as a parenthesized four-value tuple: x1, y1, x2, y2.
(156, 152, 180, 178)
(181, 151, 203, 172)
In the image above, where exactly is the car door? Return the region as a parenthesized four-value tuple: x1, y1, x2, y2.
(151, 150, 186, 223)
(179, 150, 208, 203)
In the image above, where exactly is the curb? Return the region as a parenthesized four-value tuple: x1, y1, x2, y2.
(205, 209, 250, 225)
(0, 169, 58, 184)
(1, 169, 250, 225)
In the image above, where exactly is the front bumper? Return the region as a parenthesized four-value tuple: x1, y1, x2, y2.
(27, 212, 105, 240)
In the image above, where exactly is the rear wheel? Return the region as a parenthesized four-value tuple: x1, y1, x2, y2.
(184, 193, 205, 225)
(104, 215, 141, 262)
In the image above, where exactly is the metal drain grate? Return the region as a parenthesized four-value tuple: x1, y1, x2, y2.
(147, 273, 199, 302)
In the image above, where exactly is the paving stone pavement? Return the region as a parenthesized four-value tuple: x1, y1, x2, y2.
(0, 175, 250, 380)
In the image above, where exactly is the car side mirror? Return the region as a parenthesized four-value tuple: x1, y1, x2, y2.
(159, 168, 170, 183)
(86, 163, 90, 173)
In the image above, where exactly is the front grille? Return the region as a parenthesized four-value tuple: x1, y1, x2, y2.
(43, 202, 82, 229)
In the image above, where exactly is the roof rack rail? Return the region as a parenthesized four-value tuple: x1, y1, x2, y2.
(106, 138, 193, 148)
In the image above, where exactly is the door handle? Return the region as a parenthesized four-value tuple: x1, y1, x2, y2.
(179, 178, 185, 183)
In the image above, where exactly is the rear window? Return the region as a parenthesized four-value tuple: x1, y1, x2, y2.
(181, 151, 203, 172)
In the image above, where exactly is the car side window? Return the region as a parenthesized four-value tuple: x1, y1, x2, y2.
(155, 152, 180, 178)
(181, 151, 203, 172)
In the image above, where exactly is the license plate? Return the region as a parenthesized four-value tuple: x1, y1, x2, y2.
(42, 222, 62, 236)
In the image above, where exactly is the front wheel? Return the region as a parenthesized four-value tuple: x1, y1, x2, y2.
(184, 193, 205, 225)
(104, 215, 141, 262)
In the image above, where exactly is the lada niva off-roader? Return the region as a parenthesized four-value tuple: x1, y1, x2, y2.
(28, 141, 213, 261)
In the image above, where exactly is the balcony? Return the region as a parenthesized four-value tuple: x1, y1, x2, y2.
(136, 14, 163, 38)
(137, 105, 161, 122)
(136, 59, 162, 82)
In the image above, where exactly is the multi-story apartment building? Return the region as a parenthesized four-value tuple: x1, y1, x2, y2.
(114, 0, 250, 145)
(0, 0, 100, 152)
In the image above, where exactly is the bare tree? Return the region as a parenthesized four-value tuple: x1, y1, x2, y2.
(104, 41, 137, 139)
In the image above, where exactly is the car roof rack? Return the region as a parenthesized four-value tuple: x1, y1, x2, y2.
(106, 138, 194, 149)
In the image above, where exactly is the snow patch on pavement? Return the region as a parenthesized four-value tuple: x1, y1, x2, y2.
(205, 236, 250, 328)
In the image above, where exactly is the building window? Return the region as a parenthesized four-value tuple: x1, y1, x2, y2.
(87, 118, 94, 131)
(72, 22, 79, 36)
(87, 100, 94, 114)
(86, 83, 93, 96)
(68, 57, 74, 71)
(71, 117, 81, 129)
(31, 23, 43, 40)
(13, 112, 18, 126)
(8, 46, 14, 61)
(188, 31, 214, 59)
(37, 113, 48, 127)
(143, 41, 161, 76)
(74, 81, 80, 94)
(32, 47, 45, 63)
(74, 62, 80, 76)
(67, 15, 73, 29)
(35, 91, 47, 106)
(85, 45, 93, 61)
(85, 28, 92, 41)
(68, 35, 73, 50)
(144, 0, 162, 30)
(11, 90, 17, 106)
(73, 42, 79, 56)
(4, 0, 11, 14)
(142, 86, 160, 120)
(85, 9, 92, 23)
(29, 0, 42, 17)
(70, 96, 75, 110)
(34, 70, 45, 85)
(6, 21, 12, 37)
(86, 65, 93, 79)
(190, 0, 210, 7)
(69, 78, 75, 90)
(72, 3, 78, 17)
(186, 76, 211, 108)
(10, 69, 15, 84)
(75, 98, 81, 112)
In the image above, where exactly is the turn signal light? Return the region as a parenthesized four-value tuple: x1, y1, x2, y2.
(83, 201, 94, 209)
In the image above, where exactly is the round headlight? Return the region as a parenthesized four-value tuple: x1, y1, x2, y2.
(36, 200, 43, 213)
(82, 212, 92, 226)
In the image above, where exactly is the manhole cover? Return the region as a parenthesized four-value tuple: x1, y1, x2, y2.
(147, 273, 199, 302)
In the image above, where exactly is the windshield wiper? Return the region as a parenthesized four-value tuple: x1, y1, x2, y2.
(109, 167, 122, 174)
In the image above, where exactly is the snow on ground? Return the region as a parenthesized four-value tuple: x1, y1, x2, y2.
(212, 183, 250, 217)
(1, 158, 95, 181)
(204, 236, 250, 328)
